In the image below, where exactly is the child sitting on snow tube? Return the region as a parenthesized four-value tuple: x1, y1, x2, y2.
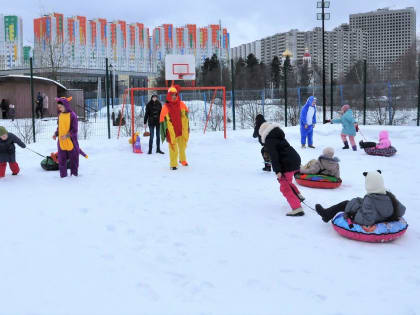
(315, 170, 405, 226)
(300, 147, 340, 179)
(359, 130, 397, 157)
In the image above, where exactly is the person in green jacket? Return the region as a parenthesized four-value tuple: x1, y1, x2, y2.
(329, 104, 358, 151)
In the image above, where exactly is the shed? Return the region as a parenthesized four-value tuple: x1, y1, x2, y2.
(0, 75, 84, 119)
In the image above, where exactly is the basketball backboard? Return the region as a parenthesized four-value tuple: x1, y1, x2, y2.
(165, 55, 196, 81)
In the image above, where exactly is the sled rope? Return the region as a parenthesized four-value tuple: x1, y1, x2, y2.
(26, 147, 47, 158)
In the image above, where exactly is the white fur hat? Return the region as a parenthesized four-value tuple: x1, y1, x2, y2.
(364, 170, 386, 195)
(322, 147, 335, 158)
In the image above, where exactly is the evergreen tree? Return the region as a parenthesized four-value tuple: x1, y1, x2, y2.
(271, 56, 281, 88)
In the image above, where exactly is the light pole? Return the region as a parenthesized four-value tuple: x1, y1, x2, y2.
(317, 0, 330, 123)
(109, 64, 114, 110)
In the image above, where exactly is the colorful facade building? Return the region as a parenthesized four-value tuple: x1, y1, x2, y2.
(152, 23, 230, 67)
(0, 14, 24, 70)
(33, 13, 230, 73)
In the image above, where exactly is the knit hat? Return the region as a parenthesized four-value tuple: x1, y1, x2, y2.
(253, 114, 266, 138)
(341, 104, 350, 113)
(0, 126, 7, 137)
(322, 147, 335, 158)
(363, 170, 386, 195)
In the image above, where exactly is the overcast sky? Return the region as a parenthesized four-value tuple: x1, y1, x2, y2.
(2, 0, 419, 47)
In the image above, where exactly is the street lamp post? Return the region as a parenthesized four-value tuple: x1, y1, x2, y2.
(317, 0, 330, 123)
(109, 64, 114, 110)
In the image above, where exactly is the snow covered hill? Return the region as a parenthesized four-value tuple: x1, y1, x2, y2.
(1, 124, 419, 315)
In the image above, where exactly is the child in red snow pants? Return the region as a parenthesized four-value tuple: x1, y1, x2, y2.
(278, 171, 302, 210)
(0, 162, 20, 177)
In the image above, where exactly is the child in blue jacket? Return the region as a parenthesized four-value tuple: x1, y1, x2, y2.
(299, 96, 317, 148)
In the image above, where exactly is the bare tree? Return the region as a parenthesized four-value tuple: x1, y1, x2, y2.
(36, 37, 69, 81)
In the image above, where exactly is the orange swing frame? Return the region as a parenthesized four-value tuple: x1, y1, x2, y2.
(117, 86, 227, 147)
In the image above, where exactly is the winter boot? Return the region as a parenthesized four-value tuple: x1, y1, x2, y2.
(352, 145, 357, 151)
(157, 149, 165, 154)
(286, 207, 305, 217)
(308, 145, 315, 149)
(181, 161, 189, 166)
(301, 144, 306, 149)
(342, 141, 349, 149)
(315, 201, 348, 223)
(262, 163, 271, 172)
(170, 167, 178, 170)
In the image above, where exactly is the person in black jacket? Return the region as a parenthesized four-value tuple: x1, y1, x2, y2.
(1, 99, 9, 119)
(256, 119, 305, 216)
(0, 126, 26, 177)
(35, 92, 44, 119)
(144, 95, 164, 154)
(253, 114, 271, 172)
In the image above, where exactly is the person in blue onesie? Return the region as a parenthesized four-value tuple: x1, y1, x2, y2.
(299, 96, 317, 148)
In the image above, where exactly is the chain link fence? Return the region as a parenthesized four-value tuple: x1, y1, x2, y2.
(1, 71, 419, 143)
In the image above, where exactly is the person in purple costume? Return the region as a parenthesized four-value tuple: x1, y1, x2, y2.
(52, 97, 80, 178)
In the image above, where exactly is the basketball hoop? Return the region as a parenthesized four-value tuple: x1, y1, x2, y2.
(166, 55, 196, 81)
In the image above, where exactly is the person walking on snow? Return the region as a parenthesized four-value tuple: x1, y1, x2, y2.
(326, 104, 358, 151)
(253, 114, 272, 172)
(1, 99, 9, 119)
(300, 96, 317, 148)
(0, 126, 26, 177)
(36, 92, 44, 119)
(255, 120, 305, 216)
(52, 97, 80, 177)
(144, 94, 164, 155)
(159, 85, 189, 170)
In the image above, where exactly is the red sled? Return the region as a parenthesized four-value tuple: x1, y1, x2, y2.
(294, 173, 342, 189)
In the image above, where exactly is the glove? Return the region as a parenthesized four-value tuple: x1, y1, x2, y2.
(323, 119, 331, 124)
(355, 124, 359, 132)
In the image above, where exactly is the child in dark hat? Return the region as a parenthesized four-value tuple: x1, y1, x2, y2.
(0, 126, 26, 177)
(253, 114, 271, 172)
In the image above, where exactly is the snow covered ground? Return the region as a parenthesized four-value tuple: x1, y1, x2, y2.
(1, 124, 420, 315)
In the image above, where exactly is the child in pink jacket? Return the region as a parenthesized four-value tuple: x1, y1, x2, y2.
(359, 130, 391, 149)
(376, 130, 391, 149)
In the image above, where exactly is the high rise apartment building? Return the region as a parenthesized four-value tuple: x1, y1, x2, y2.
(33, 13, 230, 73)
(0, 14, 23, 70)
(350, 7, 416, 75)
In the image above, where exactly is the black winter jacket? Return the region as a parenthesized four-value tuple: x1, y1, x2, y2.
(0, 132, 26, 163)
(263, 127, 301, 174)
(144, 97, 162, 126)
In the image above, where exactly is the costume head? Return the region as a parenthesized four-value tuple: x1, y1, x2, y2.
(322, 147, 335, 158)
(56, 96, 73, 113)
(363, 170, 386, 195)
(253, 114, 266, 138)
(166, 85, 181, 103)
(304, 96, 316, 107)
(341, 104, 350, 113)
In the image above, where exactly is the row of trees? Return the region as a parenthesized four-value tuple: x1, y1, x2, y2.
(155, 47, 419, 90)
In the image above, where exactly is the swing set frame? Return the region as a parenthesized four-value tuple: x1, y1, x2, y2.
(117, 86, 227, 146)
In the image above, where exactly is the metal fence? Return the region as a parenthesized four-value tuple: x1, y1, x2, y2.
(1, 75, 419, 143)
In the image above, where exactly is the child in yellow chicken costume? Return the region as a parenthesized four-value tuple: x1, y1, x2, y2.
(160, 85, 189, 170)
